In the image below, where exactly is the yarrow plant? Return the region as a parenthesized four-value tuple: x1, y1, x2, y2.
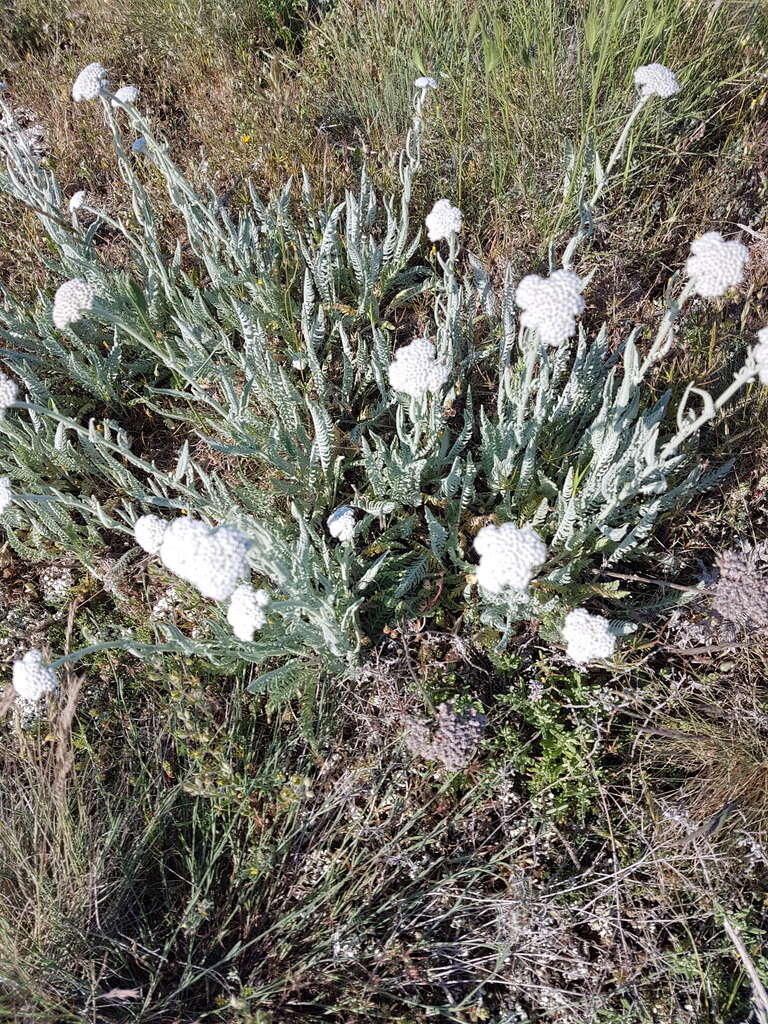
(71, 62, 109, 102)
(515, 269, 585, 347)
(561, 609, 617, 666)
(388, 338, 451, 397)
(327, 506, 357, 543)
(633, 63, 681, 100)
(0, 61, 763, 700)
(12, 649, 59, 704)
(52, 278, 97, 329)
(685, 231, 750, 298)
(425, 198, 463, 242)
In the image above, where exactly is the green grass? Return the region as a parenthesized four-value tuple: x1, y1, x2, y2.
(2, 0, 768, 1019)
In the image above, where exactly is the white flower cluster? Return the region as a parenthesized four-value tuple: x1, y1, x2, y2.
(0, 477, 12, 514)
(388, 337, 450, 398)
(112, 85, 139, 105)
(12, 649, 59, 703)
(561, 609, 616, 665)
(72, 62, 109, 102)
(227, 584, 271, 641)
(0, 371, 17, 416)
(134, 513, 168, 554)
(473, 522, 547, 594)
(134, 515, 251, 600)
(515, 269, 585, 347)
(52, 278, 97, 329)
(425, 199, 463, 242)
(752, 327, 768, 386)
(685, 231, 749, 298)
(414, 76, 438, 90)
(633, 63, 680, 100)
(68, 190, 87, 214)
(327, 506, 356, 542)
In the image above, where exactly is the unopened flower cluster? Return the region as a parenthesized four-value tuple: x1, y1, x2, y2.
(327, 506, 356, 542)
(72, 62, 109, 102)
(12, 649, 59, 704)
(685, 231, 749, 298)
(134, 515, 251, 601)
(711, 547, 768, 633)
(473, 523, 547, 594)
(561, 609, 616, 665)
(227, 584, 271, 642)
(633, 63, 680, 100)
(425, 199, 463, 242)
(403, 702, 487, 770)
(515, 269, 585, 347)
(52, 278, 97, 329)
(414, 76, 438, 90)
(388, 337, 450, 398)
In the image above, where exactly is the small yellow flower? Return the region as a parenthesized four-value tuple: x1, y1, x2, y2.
(241, 134, 252, 144)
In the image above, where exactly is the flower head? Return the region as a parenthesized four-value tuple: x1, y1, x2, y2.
(112, 85, 139, 105)
(425, 199, 463, 242)
(561, 609, 617, 665)
(633, 63, 680, 100)
(473, 522, 547, 594)
(159, 518, 250, 601)
(751, 327, 768, 385)
(685, 231, 749, 298)
(414, 76, 438, 90)
(68, 190, 87, 214)
(12, 649, 59, 703)
(0, 477, 12, 514)
(0, 372, 18, 415)
(72, 62, 109, 102)
(388, 337, 450, 398)
(327, 506, 356, 542)
(515, 268, 585, 347)
(52, 278, 97, 329)
(227, 584, 271, 641)
(134, 514, 169, 554)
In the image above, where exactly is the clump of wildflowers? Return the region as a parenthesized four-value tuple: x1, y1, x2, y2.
(515, 269, 585, 347)
(72, 62, 109, 102)
(561, 609, 617, 665)
(425, 199, 463, 242)
(0, 372, 17, 415)
(159, 518, 251, 601)
(473, 523, 547, 594)
(327, 506, 356, 542)
(227, 584, 271, 641)
(685, 231, 749, 298)
(134, 514, 169, 555)
(751, 328, 768, 385)
(52, 279, 97, 329)
(388, 337, 450, 398)
(633, 63, 680, 100)
(0, 476, 12, 514)
(12, 649, 59, 703)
